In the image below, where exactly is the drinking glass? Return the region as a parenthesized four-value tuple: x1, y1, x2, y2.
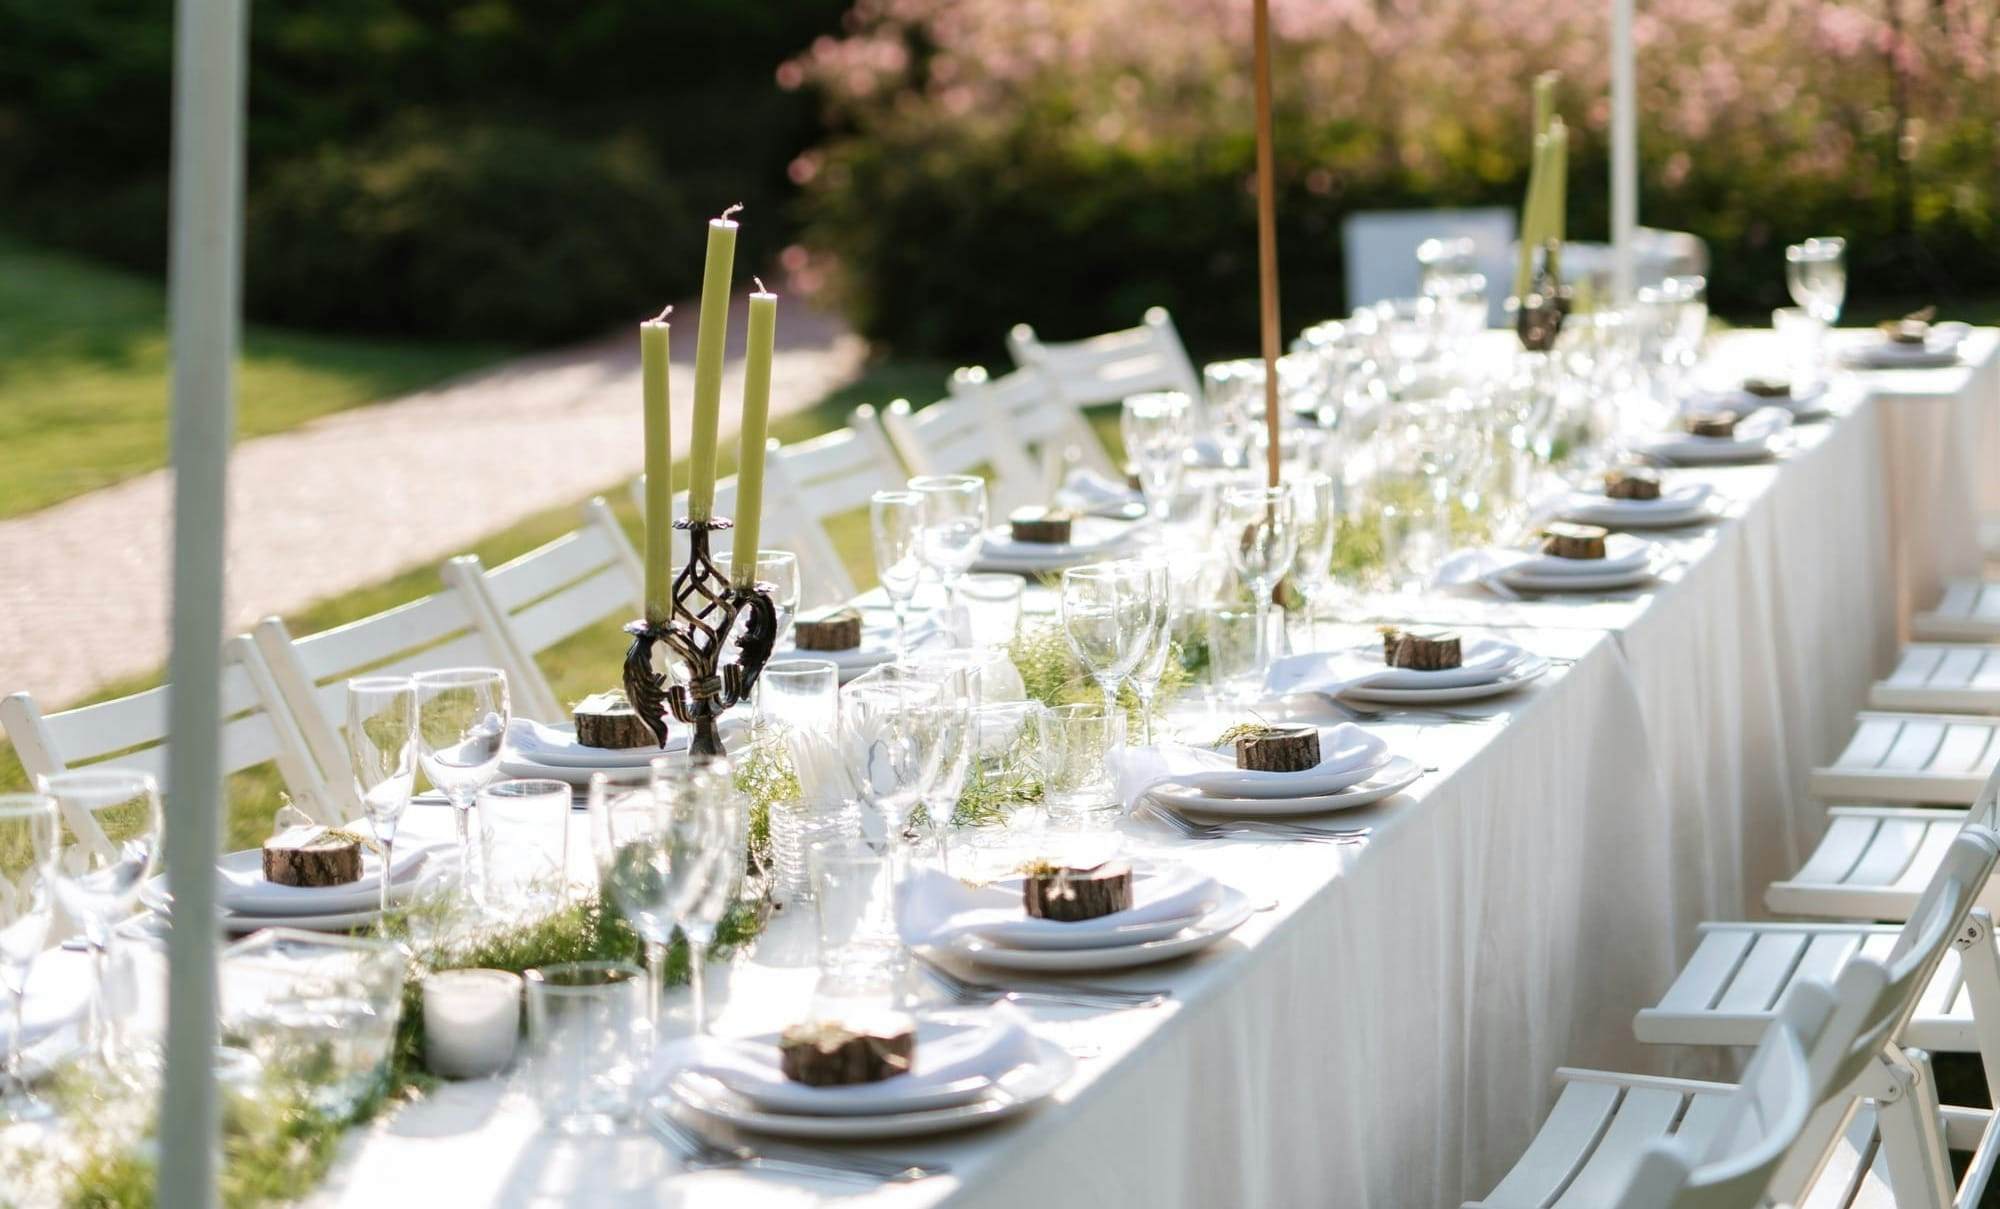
(524, 960, 645, 1133)
(1660, 275, 1709, 372)
(870, 489, 926, 656)
(659, 757, 745, 1036)
(346, 676, 416, 933)
(841, 675, 940, 859)
(1218, 484, 1297, 677)
(911, 671, 975, 866)
(414, 667, 511, 897)
(478, 778, 571, 913)
(222, 928, 404, 1116)
(1773, 306, 1827, 391)
(714, 549, 801, 653)
(1061, 562, 1151, 715)
(1038, 704, 1127, 829)
(0, 793, 57, 1121)
(1124, 562, 1174, 745)
(1289, 473, 1338, 651)
(959, 573, 1025, 648)
(910, 475, 988, 611)
(588, 769, 670, 1028)
(808, 839, 899, 1001)
(42, 770, 159, 1072)
(1203, 359, 1265, 469)
(759, 659, 839, 736)
(1785, 237, 1846, 325)
(1121, 391, 1192, 519)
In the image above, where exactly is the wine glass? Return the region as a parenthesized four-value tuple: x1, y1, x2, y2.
(1124, 561, 1175, 745)
(1785, 237, 1846, 325)
(1060, 561, 1150, 716)
(911, 475, 987, 616)
(346, 677, 416, 935)
(1289, 473, 1338, 652)
(663, 757, 747, 1037)
(841, 675, 941, 865)
(414, 668, 511, 901)
(714, 549, 801, 651)
(1202, 360, 1262, 469)
(1120, 391, 1191, 520)
(42, 769, 160, 1074)
(870, 489, 925, 656)
(894, 663, 975, 868)
(0, 793, 57, 1121)
(1218, 485, 1297, 677)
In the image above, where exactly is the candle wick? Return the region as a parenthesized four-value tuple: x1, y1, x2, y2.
(753, 276, 767, 294)
(720, 202, 744, 222)
(648, 304, 674, 324)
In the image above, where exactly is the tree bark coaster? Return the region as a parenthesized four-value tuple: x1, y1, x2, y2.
(1233, 724, 1323, 771)
(573, 690, 655, 750)
(262, 825, 363, 887)
(1741, 377, 1792, 399)
(794, 606, 864, 652)
(1382, 627, 1462, 671)
(1540, 522, 1608, 561)
(1022, 859, 1135, 921)
(1602, 467, 1662, 500)
(1881, 317, 1932, 345)
(1683, 410, 1740, 439)
(779, 1014, 917, 1086)
(1008, 506, 1075, 544)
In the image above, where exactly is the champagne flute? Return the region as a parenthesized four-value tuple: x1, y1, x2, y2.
(42, 769, 160, 1074)
(841, 675, 940, 865)
(1124, 561, 1174, 745)
(1785, 237, 1846, 325)
(896, 663, 975, 868)
(1202, 360, 1261, 469)
(1121, 391, 1191, 520)
(1289, 474, 1338, 651)
(658, 758, 745, 1036)
(0, 793, 57, 1121)
(1060, 561, 1150, 717)
(1219, 485, 1297, 678)
(910, 475, 987, 616)
(589, 767, 690, 1032)
(414, 668, 511, 901)
(871, 490, 925, 656)
(347, 676, 416, 934)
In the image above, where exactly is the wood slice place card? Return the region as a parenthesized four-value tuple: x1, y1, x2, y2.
(794, 606, 864, 651)
(1232, 725, 1322, 772)
(1603, 467, 1662, 500)
(1008, 506, 1075, 544)
(1022, 859, 1135, 922)
(263, 825, 363, 887)
(1380, 627, 1462, 671)
(573, 690, 655, 750)
(1682, 410, 1739, 439)
(779, 1013, 916, 1086)
(1540, 522, 1608, 560)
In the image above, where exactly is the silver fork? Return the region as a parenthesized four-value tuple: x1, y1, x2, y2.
(1139, 803, 1370, 844)
(1322, 699, 1503, 725)
(915, 953, 1167, 1010)
(647, 1106, 944, 1183)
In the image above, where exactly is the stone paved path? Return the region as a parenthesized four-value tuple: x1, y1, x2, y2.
(0, 295, 867, 708)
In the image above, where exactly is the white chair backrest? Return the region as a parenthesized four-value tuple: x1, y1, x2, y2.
(1007, 306, 1200, 416)
(439, 497, 642, 724)
(762, 406, 904, 605)
(1615, 979, 1840, 1209)
(1340, 207, 1516, 325)
(0, 636, 337, 822)
(251, 585, 527, 819)
(880, 394, 1042, 515)
(949, 363, 1116, 489)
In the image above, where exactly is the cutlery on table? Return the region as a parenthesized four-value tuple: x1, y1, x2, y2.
(647, 1106, 946, 1183)
(1138, 803, 1371, 845)
(914, 953, 1168, 1010)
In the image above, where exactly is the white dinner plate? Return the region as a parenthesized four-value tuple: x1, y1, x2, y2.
(972, 518, 1144, 573)
(711, 1018, 1028, 1117)
(141, 845, 429, 918)
(1174, 728, 1391, 800)
(1555, 484, 1722, 530)
(1150, 756, 1424, 817)
(663, 1036, 1074, 1139)
(1631, 433, 1784, 466)
(1341, 658, 1550, 704)
(1499, 547, 1670, 593)
(938, 888, 1254, 971)
(977, 904, 1209, 951)
(219, 904, 392, 934)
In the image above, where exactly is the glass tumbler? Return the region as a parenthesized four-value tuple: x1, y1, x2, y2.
(1038, 703, 1128, 829)
(524, 960, 646, 1134)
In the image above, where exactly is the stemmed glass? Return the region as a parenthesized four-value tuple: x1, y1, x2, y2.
(1289, 473, 1338, 652)
(1218, 485, 1297, 677)
(1785, 237, 1846, 325)
(841, 675, 941, 866)
(894, 664, 975, 868)
(910, 475, 987, 615)
(0, 793, 58, 1120)
(346, 677, 416, 934)
(871, 489, 925, 656)
(1120, 391, 1191, 520)
(1202, 360, 1261, 470)
(414, 668, 511, 901)
(42, 769, 160, 1074)
(664, 757, 747, 1036)
(715, 550, 801, 651)
(1060, 561, 1151, 716)
(1124, 561, 1175, 745)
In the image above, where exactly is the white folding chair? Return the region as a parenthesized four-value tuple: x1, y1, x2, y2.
(1913, 580, 2000, 643)
(439, 497, 643, 725)
(1807, 711, 2000, 804)
(762, 406, 904, 606)
(1871, 643, 2000, 714)
(879, 393, 1043, 516)
(252, 583, 531, 819)
(1006, 307, 1201, 405)
(0, 635, 339, 823)
(949, 363, 1118, 491)
(1341, 207, 1516, 324)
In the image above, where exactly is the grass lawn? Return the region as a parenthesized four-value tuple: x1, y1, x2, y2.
(0, 237, 507, 517)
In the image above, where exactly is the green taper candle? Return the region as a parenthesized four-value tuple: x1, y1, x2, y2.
(1515, 130, 1549, 297)
(1532, 71, 1559, 136)
(687, 206, 740, 521)
(640, 305, 674, 623)
(731, 281, 777, 583)
(1546, 119, 1568, 277)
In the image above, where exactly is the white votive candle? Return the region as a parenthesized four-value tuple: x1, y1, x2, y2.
(423, 969, 523, 1079)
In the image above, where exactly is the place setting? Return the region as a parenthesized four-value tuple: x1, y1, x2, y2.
(974, 508, 1149, 574)
(1434, 523, 1674, 601)
(1625, 403, 1794, 467)
(1841, 309, 1971, 371)
(139, 828, 448, 935)
(1548, 465, 1724, 530)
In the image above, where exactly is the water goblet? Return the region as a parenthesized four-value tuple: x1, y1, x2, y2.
(1202, 359, 1262, 470)
(1121, 391, 1192, 519)
(1060, 561, 1150, 716)
(414, 668, 511, 903)
(840, 674, 941, 863)
(1785, 237, 1846, 326)
(346, 676, 416, 935)
(1218, 484, 1297, 677)
(871, 490, 926, 655)
(910, 474, 988, 615)
(759, 659, 839, 737)
(657, 757, 746, 1037)
(0, 793, 57, 1121)
(1124, 561, 1175, 745)
(1289, 473, 1338, 651)
(42, 769, 161, 1074)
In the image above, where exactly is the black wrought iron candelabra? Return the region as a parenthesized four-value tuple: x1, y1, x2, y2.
(1512, 239, 1570, 354)
(622, 516, 777, 759)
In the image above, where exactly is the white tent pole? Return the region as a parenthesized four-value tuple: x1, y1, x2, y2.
(160, 0, 247, 1203)
(1611, 0, 1637, 298)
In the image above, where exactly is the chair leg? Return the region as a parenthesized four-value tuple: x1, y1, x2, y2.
(1953, 911, 2000, 1102)
(1875, 1048, 1958, 1208)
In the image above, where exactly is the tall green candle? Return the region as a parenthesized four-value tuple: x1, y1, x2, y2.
(731, 281, 777, 584)
(687, 205, 740, 522)
(1514, 130, 1549, 297)
(1532, 70, 1559, 136)
(640, 305, 674, 624)
(1546, 119, 1568, 277)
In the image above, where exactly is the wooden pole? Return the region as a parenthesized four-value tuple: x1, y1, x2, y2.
(1611, 0, 1637, 299)
(1252, 0, 1282, 489)
(161, 0, 246, 1203)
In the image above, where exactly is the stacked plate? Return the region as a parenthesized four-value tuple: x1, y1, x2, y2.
(1691, 382, 1831, 421)
(1628, 407, 1792, 466)
(1127, 724, 1423, 818)
(899, 862, 1252, 972)
(1494, 534, 1669, 593)
(497, 717, 743, 786)
(1268, 636, 1551, 706)
(1554, 481, 1720, 530)
(141, 844, 438, 934)
(1843, 324, 1968, 370)
(972, 516, 1145, 574)
(775, 615, 943, 683)
(657, 1013, 1075, 1139)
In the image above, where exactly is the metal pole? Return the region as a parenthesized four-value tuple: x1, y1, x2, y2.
(161, 0, 247, 1203)
(1611, 0, 1637, 299)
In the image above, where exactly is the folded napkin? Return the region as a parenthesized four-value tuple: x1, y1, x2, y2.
(1435, 533, 1655, 589)
(781, 615, 943, 673)
(1558, 482, 1713, 519)
(1111, 723, 1387, 806)
(978, 517, 1138, 562)
(506, 718, 660, 769)
(1266, 638, 1524, 698)
(1692, 383, 1827, 416)
(656, 1011, 1038, 1113)
(1056, 468, 1144, 516)
(896, 863, 1219, 949)
(217, 843, 432, 915)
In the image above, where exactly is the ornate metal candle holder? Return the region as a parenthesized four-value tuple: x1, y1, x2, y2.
(622, 516, 777, 759)
(1512, 239, 1571, 353)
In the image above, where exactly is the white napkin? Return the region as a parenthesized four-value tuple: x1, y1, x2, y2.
(1630, 406, 1792, 461)
(656, 1012, 1039, 1113)
(216, 843, 432, 915)
(1265, 638, 1525, 697)
(1111, 723, 1388, 806)
(1435, 533, 1655, 589)
(1558, 482, 1713, 520)
(781, 615, 943, 672)
(1056, 468, 1144, 516)
(1691, 383, 1827, 416)
(506, 718, 659, 769)
(1843, 323, 1969, 369)
(978, 517, 1139, 563)
(895, 864, 1220, 948)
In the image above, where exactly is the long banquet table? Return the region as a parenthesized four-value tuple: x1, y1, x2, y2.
(36, 330, 2000, 1207)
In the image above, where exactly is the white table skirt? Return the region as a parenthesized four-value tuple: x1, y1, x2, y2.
(20, 330, 1995, 1208)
